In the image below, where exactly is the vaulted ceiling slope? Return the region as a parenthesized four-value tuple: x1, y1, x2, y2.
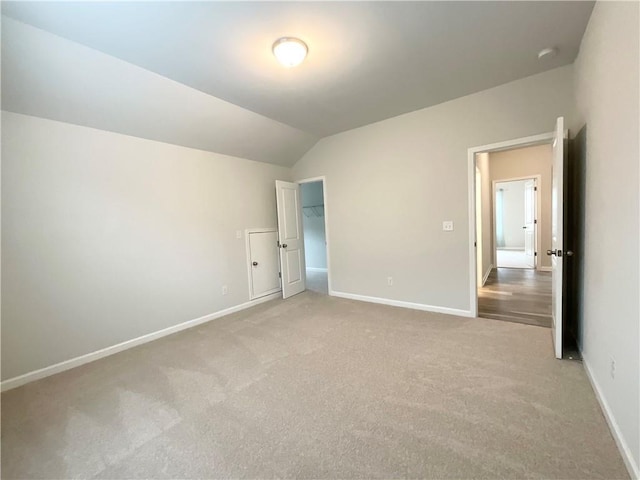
(1, 17, 318, 166)
(2, 2, 594, 166)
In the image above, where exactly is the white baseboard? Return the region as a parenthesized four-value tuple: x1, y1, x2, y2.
(306, 267, 328, 273)
(582, 357, 639, 479)
(538, 266, 552, 272)
(482, 264, 494, 286)
(0, 292, 282, 392)
(331, 291, 473, 318)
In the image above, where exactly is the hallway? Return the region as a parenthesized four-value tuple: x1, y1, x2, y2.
(478, 268, 552, 328)
(306, 269, 328, 295)
(496, 249, 534, 269)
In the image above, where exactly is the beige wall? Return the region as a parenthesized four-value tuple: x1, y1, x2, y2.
(1, 112, 291, 381)
(476, 153, 493, 283)
(293, 66, 576, 312)
(574, 1, 639, 475)
(489, 144, 553, 268)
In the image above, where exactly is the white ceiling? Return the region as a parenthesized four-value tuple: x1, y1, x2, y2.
(2, 1, 594, 161)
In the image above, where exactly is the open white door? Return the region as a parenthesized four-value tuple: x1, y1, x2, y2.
(275, 180, 306, 298)
(550, 117, 565, 359)
(523, 179, 536, 268)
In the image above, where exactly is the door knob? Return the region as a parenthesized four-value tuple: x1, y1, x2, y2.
(546, 249, 563, 257)
(252, 261, 258, 266)
(282, 244, 288, 248)
(566, 250, 574, 257)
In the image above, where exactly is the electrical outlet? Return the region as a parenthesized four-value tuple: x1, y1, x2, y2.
(443, 221, 454, 231)
(610, 356, 616, 379)
(222, 285, 228, 296)
(387, 277, 393, 286)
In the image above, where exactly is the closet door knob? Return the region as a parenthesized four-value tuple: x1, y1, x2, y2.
(252, 261, 258, 266)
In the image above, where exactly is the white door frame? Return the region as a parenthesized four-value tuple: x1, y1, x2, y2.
(475, 165, 484, 286)
(296, 176, 332, 295)
(491, 175, 542, 270)
(467, 132, 554, 317)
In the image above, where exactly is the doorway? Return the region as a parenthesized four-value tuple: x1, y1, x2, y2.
(299, 178, 329, 295)
(494, 177, 538, 269)
(470, 136, 554, 330)
(274, 177, 332, 299)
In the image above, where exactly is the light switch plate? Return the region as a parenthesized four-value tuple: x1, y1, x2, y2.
(443, 221, 454, 231)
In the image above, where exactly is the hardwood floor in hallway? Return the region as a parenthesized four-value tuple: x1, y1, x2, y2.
(478, 268, 552, 327)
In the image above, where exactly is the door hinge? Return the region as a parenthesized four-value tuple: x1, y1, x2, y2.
(534, 252, 537, 256)
(474, 241, 477, 247)
(534, 186, 538, 191)
(278, 272, 281, 278)
(534, 219, 537, 224)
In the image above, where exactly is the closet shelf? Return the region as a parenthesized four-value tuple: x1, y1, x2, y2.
(302, 205, 325, 217)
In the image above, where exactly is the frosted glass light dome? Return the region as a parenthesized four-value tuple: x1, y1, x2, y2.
(272, 37, 308, 67)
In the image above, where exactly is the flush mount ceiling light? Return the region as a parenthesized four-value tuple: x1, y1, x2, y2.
(272, 37, 308, 68)
(537, 47, 558, 60)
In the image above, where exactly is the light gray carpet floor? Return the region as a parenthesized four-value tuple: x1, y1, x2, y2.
(1, 291, 629, 479)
